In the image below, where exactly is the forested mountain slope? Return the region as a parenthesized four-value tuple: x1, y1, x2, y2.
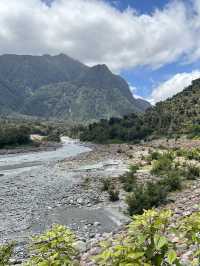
(0, 54, 150, 121)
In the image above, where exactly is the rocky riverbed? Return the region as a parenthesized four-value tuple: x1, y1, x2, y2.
(0, 140, 146, 263)
(2, 138, 200, 265)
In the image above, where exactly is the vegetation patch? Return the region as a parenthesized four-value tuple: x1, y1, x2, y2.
(95, 209, 200, 266)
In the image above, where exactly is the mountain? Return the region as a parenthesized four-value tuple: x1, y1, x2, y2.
(144, 78, 200, 134)
(80, 77, 200, 142)
(0, 54, 150, 121)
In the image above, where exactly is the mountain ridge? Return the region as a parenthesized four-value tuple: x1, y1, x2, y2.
(0, 54, 150, 121)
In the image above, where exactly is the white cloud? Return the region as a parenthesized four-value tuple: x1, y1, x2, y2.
(0, 0, 199, 71)
(150, 70, 200, 103)
(129, 85, 147, 100)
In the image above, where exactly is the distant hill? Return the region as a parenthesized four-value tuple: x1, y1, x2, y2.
(80, 77, 200, 142)
(0, 54, 150, 121)
(145, 78, 200, 134)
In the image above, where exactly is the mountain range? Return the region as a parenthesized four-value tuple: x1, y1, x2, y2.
(0, 54, 150, 122)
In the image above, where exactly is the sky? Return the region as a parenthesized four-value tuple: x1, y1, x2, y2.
(0, 0, 200, 104)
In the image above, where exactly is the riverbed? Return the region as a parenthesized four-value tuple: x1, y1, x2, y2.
(0, 138, 130, 262)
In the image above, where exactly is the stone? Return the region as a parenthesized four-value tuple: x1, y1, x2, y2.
(77, 198, 84, 204)
(74, 241, 87, 253)
(94, 222, 101, 227)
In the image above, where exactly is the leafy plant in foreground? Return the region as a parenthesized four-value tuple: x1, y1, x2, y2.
(94, 209, 179, 266)
(178, 211, 200, 265)
(0, 242, 15, 266)
(24, 224, 77, 266)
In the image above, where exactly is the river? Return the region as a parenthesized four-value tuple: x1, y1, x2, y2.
(0, 137, 91, 174)
(0, 138, 129, 261)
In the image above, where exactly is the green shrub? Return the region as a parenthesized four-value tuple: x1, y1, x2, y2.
(95, 209, 179, 266)
(151, 156, 173, 175)
(178, 211, 200, 265)
(24, 224, 77, 266)
(150, 150, 162, 160)
(128, 164, 139, 173)
(126, 181, 168, 215)
(120, 171, 137, 192)
(108, 186, 119, 202)
(160, 170, 183, 192)
(101, 178, 112, 191)
(176, 148, 200, 161)
(119, 165, 139, 192)
(46, 131, 61, 142)
(0, 242, 15, 266)
(186, 164, 200, 180)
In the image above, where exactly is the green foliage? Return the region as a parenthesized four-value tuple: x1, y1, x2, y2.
(126, 181, 168, 215)
(0, 242, 15, 266)
(120, 165, 138, 192)
(24, 224, 77, 266)
(176, 148, 200, 161)
(80, 78, 200, 141)
(151, 153, 174, 176)
(149, 151, 162, 161)
(186, 164, 200, 180)
(178, 212, 200, 265)
(80, 113, 152, 143)
(94, 209, 179, 266)
(45, 130, 61, 142)
(159, 170, 183, 192)
(0, 124, 31, 148)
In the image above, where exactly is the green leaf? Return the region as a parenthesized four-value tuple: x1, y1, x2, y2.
(154, 235, 168, 250)
(167, 249, 177, 264)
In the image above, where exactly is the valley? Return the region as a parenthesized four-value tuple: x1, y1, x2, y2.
(1, 136, 200, 265)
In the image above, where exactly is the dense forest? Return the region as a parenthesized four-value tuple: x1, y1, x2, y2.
(80, 113, 152, 143)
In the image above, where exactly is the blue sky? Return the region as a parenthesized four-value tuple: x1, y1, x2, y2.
(104, 0, 199, 101)
(1, 0, 200, 103)
(107, 0, 169, 13)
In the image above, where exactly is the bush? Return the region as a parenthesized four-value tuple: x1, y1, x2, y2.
(126, 181, 168, 215)
(160, 170, 183, 192)
(0, 242, 15, 266)
(120, 164, 139, 192)
(101, 178, 112, 191)
(149, 150, 162, 160)
(186, 164, 200, 180)
(151, 153, 174, 175)
(24, 224, 77, 266)
(128, 164, 139, 173)
(95, 209, 179, 266)
(46, 131, 61, 142)
(0, 125, 31, 148)
(108, 186, 119, 202)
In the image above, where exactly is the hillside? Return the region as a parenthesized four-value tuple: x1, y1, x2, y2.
(80, 77, 200, 142)
(0, 54, 150, 121)
(145, 78, 200, 134)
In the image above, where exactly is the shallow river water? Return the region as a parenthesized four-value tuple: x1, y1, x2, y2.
(0, 138, 129, 258)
